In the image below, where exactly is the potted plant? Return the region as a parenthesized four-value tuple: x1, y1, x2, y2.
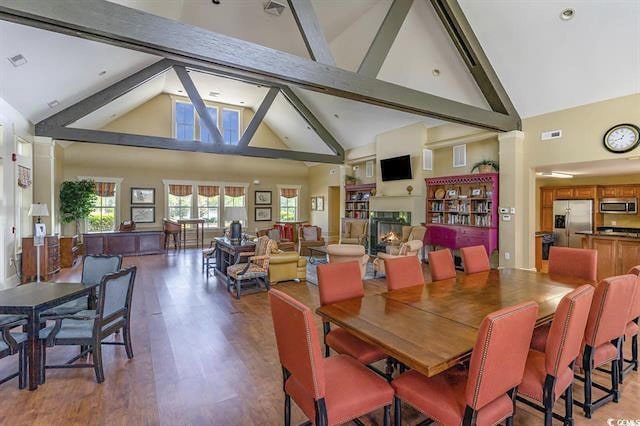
(59, 179, 97, 236)
(470, 159, 499, 174)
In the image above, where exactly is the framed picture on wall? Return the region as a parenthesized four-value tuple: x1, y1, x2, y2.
(316, 196, 324, 211)
(255, 207, 272, 222)
(131, 187, 155, 205)
(131, 206, 155, 223)
(254, 190, 272, 205)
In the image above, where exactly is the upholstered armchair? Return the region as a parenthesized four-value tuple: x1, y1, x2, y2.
(385, 225, 426, 255)
(298, 225, 325, 256)
(257, 227, 295, 252)
(340, 218, 369, 246)
(268, 251, 307, 284)
(326, 244, 369, 278)
(373, 240, 423, 277)
(227, 236, 274, 298)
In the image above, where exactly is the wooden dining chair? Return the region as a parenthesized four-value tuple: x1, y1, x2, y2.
(392, 301, 538, 426)
(383, 256, 425, 291)
(621, 266, 640, 378)
(460, 245, 490, 274)
(548, 246, 597, 282)
(269, 289, 394, 426)
(427, 248, 456, 281)
(317, 261, 392, 379)
(516, 285, 594, 426)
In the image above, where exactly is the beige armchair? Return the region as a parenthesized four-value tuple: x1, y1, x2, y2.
(268, 251, 307, 284)
(326, 244, 370, 278)
(298, 225, 325, 256)
(385, 225, 426, 255)
(373, 240, 423, 277)
(340, 218, 369, 246)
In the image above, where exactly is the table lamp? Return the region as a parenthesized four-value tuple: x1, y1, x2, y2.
(27, 203, 49, 283)
(224, 207, 247, 243)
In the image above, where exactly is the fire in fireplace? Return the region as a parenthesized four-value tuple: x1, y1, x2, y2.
(369, 211, 411, 254)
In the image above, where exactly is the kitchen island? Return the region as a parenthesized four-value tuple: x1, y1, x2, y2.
(579, 228, 640, 280)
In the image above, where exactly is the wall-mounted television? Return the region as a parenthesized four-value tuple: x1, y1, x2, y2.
(380, 155, 412, 181)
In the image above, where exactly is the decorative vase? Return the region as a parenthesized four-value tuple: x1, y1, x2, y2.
(478, 165, 494, 174)
(406, 185, 413, 195)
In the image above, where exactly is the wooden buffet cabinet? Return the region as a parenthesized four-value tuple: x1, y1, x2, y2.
(83, 231, 165, 256)
(21, 236, 60, 283)
(582, 234, 640, 280)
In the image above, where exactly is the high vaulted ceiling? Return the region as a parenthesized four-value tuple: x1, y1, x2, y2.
(1, 0, 639, 154)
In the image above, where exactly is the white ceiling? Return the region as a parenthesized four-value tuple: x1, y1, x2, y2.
(1, 0, 639, 157)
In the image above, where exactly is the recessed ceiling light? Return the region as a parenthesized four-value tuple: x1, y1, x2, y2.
(560, 8, 575, 20)
(177, 89, 183, 93)
(98, 70, 107, 76)
(47, 100, 60, 108)
(333, 113, 340, 119)
(240, 101, 245, 104)
(7, 53, 27, 67)
(307, 126, 311, 130)
(209, 91, 220, 97)
(284, 136, 289, 140)
(432, 69, 441, 76)
(110, 114, 117, 118)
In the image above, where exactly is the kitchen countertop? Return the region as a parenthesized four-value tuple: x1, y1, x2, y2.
(577, 230, 640, 238)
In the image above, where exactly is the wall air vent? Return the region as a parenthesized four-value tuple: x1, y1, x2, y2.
(264, 0, 286, 16)
(453, 144, 466, 168)
(422, 149, 433, 171)
(541, 129, 562, 141)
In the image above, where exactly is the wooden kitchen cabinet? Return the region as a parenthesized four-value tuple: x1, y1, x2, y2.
(554, 188, 574, 199)
(618, 239, 640, 275)
(618, 186, 636, 197)
(599, 186, 636, 198)
(541, 207, 553, 232)
(541, 188, 554, 207)
(591, 238, 617, 280)
(574, 187, 596, 199)
(599, 186, 617, 197)
(583, 235, 640, 280)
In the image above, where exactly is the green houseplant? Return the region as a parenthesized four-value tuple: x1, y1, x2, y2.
(470, 159, 499, 174)
(59, 179, 97, 236)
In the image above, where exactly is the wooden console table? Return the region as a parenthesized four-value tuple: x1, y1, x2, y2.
(83, 231, 165, 256)
(213, 237, 256, 280)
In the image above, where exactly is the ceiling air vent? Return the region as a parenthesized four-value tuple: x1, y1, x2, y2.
(264, 0, 286, 16)
(541, 129, 562, 141)
(7, 53, 27, 67)
(453, 144, 466, 168)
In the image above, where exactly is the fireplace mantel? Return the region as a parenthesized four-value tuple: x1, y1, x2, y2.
(369, 195, 425, 226)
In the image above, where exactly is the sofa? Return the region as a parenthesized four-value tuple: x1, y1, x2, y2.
(268, 251, 307, 284)
(373, 240, 423, 277)
(298, 225, 325, 256)
(340, 218, 369, 246)
(386, 225, 426, 255)
(326, 244, 369, 278)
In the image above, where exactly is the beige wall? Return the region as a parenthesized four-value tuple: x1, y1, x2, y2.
(308, 164, 342, 237)
(432, 138, 499, 177)
(350, 159, 376, 185)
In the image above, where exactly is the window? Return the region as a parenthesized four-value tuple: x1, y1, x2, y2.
(167, 184, 193, 220)
(222, 109, 240, 145)
(89, 182, 116, 232)
(199, 106, 219, 143)
(279, 187, 299, 221)
(224, 186, 246, 226)
(198, 185, 220, 228)
(175, 102, 195, 140)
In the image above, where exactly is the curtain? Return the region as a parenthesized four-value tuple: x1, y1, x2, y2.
(168, 184, 193, 196)
(95, 181, 116, 197)
(198, 185, 219, 197)
(225, 186, 245, 197)
(280, 188, 298, 198)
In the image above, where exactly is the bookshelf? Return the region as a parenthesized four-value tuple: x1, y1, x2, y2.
(345, 183, 376, 219)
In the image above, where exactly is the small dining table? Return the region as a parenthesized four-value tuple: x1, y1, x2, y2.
(0, 282, 97, 390)
(316, 269, 593, 379)
(178, 218, 205, 249)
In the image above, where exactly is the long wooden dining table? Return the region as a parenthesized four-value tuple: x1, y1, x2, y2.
(316, 268, 594, 379)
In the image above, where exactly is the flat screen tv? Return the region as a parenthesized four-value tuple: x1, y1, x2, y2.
(380, 155, 412, 181)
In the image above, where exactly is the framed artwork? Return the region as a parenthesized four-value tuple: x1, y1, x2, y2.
(255, 207, 272, 222)
(254, 190, 272, 205)
(311, 197, 317, 211)
(131, 187, 155, 205)
(316, 196, 325, 211)
(471, 188, 483, 197)
(447, 189, 457, 199)
(131, 206, 155, 223)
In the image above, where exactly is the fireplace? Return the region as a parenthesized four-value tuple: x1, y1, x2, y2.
(369, 211, 411, 254)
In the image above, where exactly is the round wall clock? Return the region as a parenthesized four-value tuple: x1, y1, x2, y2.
(603, 123, 640, 153)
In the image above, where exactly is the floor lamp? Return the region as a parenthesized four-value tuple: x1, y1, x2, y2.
(28, 203, 49, 283)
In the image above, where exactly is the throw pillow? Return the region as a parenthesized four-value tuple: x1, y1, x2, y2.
(267, 228, 281, 241)
(302, 226, 318, 241)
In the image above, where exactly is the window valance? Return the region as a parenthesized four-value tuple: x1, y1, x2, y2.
(95, 181, 116, 197)
(169, 184, 193, 196)
(280, 188, 298, 199)
(198, 185, 220, 197)
(225, 186, 245, 197)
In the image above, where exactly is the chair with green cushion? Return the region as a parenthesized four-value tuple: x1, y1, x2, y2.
(42, 255, 123, 317)
(0, 316, 28, 389)
(39, 266, 137, 384)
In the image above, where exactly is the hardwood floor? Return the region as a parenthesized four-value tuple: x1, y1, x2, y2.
(0, 249, 637, 425)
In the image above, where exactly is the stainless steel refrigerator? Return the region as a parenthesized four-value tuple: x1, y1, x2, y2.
(553, 200, 593, 248)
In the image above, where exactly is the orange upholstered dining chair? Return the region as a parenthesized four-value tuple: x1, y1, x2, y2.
(317, 261, 391, 379)
(427, 248, 456, 281)
(268, 289, 394, 426)
(621, 266, 640, 377)
(392, 301, 538, 426)
(516, 285, 594, 425)
(460, 245, 490, 274)
(548, 246, 597, 282)
(383, 256, 425, 291)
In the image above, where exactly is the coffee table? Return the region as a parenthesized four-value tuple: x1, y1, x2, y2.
(307, 245, 328, 264)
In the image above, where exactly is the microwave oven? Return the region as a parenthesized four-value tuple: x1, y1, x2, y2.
(599, 198, 638, 214)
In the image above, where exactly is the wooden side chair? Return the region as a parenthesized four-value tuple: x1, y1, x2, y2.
(622, 266, 640, 377)
(392, 301, 538, 426)
(226, 236, 273, 299)
(317, 261, 392, 380)
(428, 248, 456, 281)
(548, 246, 597, 282)
(268, 289, 394, 426)
(383, 256, 425, 290)
(163, 218, 181, 250)
(460, 245, 490, 274)
(202, 240, 217, 274)
(0, 315, 28, 389)
(516, 285, 594, 425)
(39, 266, 137, 384)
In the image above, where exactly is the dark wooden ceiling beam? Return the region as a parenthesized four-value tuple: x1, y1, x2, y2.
(287, 0, 335, 66)
(0, 0, 519, 131)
